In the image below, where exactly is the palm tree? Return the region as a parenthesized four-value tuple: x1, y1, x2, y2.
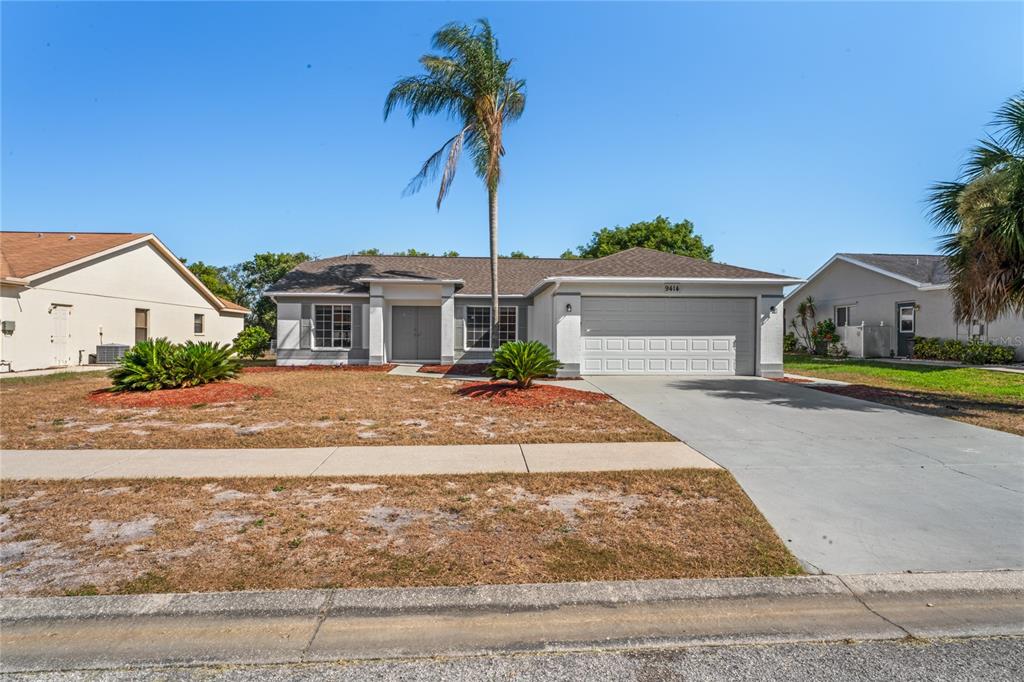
(385, 19, 526, 346)
(927, 92, 1024, 323)
(789, 296, 816, 352)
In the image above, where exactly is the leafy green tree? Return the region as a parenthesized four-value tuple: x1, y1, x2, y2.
(181, 259, 240, 303)
(928, 92, 1024, 322)
(393, 248, 433, 257)
(570, 216, 713, 260)
(234, 252, 311, 334)
(385, 19, 526, 345)
(355, 248, 382, 255)
(233, 326, 271, 361)
(559, 249, 580, 260)
(441, 250, 461, 257)
(507, 250, 533, 259)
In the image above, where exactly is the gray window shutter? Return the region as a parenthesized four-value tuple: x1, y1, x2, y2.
(300, 303, 312, 349)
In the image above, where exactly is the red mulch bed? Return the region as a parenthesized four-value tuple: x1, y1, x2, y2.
(770, 377, 814, 384)
(456, 381, 610, 407)
(89, 383, 273, 408)
(418, 364, 582, 381)
(418, 363, 491, 377)
(244, 364, 396, 373)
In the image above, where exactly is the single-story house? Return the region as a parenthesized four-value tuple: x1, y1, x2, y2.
(266, 247, 800, 377)
(0, 231, 248, 371)
(784, 253, 1024, 360)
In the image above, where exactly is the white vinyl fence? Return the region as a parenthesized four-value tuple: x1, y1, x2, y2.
(837, 323, 894, 358)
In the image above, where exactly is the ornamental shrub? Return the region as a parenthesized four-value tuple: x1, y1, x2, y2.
(783, 332, 800, 353)
(486, 340, 561, 388)
(911, 336, 1015, 365)
(827, 341, 849, 359)
(810, 319, 839, 353)
(233, 326, 271, 361)
(109, 338, 241, 391)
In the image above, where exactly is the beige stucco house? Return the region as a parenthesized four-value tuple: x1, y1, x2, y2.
(785, 253, 1024, 360)
(0, 231, 248, 372)
(267, 247, 801, 377)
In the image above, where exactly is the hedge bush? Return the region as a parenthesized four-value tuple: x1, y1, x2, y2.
(109, 338, 241, 391)
(912, 336, 1015, 365)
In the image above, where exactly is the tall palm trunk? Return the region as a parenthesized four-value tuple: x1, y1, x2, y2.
(488, 186, 500, 348)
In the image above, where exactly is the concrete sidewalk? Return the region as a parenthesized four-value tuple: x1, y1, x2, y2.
(0, 441, 716, 480)
(2, 570, 1021, 673)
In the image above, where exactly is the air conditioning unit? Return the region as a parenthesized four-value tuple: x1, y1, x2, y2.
(95, 344, 130, 364)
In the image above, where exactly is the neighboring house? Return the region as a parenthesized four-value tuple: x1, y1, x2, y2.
(266, 247, 800, 377)
(0, 231, 248, 371)
(784, 253, 1024, 360)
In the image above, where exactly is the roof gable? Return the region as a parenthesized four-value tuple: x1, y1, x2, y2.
(839, 253, 949, 286)
(0, 230, 249, 314)
(0, 231, 149, 279)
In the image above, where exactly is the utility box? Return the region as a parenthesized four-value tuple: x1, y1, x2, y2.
(1, 320, 14, 334)
(95, 344, 130, 364)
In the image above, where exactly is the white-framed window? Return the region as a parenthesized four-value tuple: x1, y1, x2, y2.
(465, 305, 518, 350)
(313, 304, 352, 349)
(899, 305, 915, 333)
(834, 305, 853, 328)
(194, 314, 205, 335)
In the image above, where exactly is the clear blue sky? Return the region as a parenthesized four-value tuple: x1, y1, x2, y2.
(2, 1, 1021, 278)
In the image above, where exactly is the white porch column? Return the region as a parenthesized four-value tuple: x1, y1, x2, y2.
(758, 293, 784, 377)
(553, 293, 582, 377)
(440, 285, 455, 365)
(368, 293, 385, 365)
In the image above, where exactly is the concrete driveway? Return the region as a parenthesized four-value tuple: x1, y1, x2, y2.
(585, 375, 1024, 575)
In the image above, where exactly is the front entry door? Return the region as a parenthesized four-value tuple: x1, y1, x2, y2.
(51, 305, 72, 366)
(897, 303, 916, 357)
(391, 306, 442, 361)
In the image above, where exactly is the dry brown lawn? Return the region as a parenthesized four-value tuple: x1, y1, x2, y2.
(0, 470, 801, 596)
(0, 369, 672, 449)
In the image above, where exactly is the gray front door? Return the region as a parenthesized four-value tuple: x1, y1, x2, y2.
(896, 302, 915, 357)
(391, 306, 442, 361)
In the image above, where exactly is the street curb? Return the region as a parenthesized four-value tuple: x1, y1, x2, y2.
(3, 571, 1022, 673)
(3, 570, 1020, 622)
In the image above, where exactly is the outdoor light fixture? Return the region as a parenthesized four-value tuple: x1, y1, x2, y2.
(566, 303, 573, 313)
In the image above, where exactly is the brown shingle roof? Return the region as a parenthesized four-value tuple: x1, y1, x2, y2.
(555, 247, 792, 280)
(268, 254, 573, 296)
(0, 230, 250, 314)
(0, 231, 148, 279)
(268, 247, 795, 297)
(216, 296, 249, 313)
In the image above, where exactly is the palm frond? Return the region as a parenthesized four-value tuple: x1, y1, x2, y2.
(385, 19, 524, 207)
(992, 92, 1024, 153)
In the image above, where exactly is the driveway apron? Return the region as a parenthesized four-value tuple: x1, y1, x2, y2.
(585, 375, 1024, 574)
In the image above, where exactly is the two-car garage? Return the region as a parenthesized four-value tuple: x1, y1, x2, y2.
(579, 297, 756, 375)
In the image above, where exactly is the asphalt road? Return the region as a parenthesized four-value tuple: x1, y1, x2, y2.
(586, 375, 1024, 574)
(4, 637, 1022, 681)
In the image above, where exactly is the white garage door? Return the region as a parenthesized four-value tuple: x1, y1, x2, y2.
(581, 297, 756, 375)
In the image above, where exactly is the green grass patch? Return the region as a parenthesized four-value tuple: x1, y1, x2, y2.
(0, 370, 108, 387)
(784, 354, 1024, 401)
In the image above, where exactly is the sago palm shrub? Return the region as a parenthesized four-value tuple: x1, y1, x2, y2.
(486, 341, 561, 388)
(174, 341, 241, 387)
(109, 338, 240, 391)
